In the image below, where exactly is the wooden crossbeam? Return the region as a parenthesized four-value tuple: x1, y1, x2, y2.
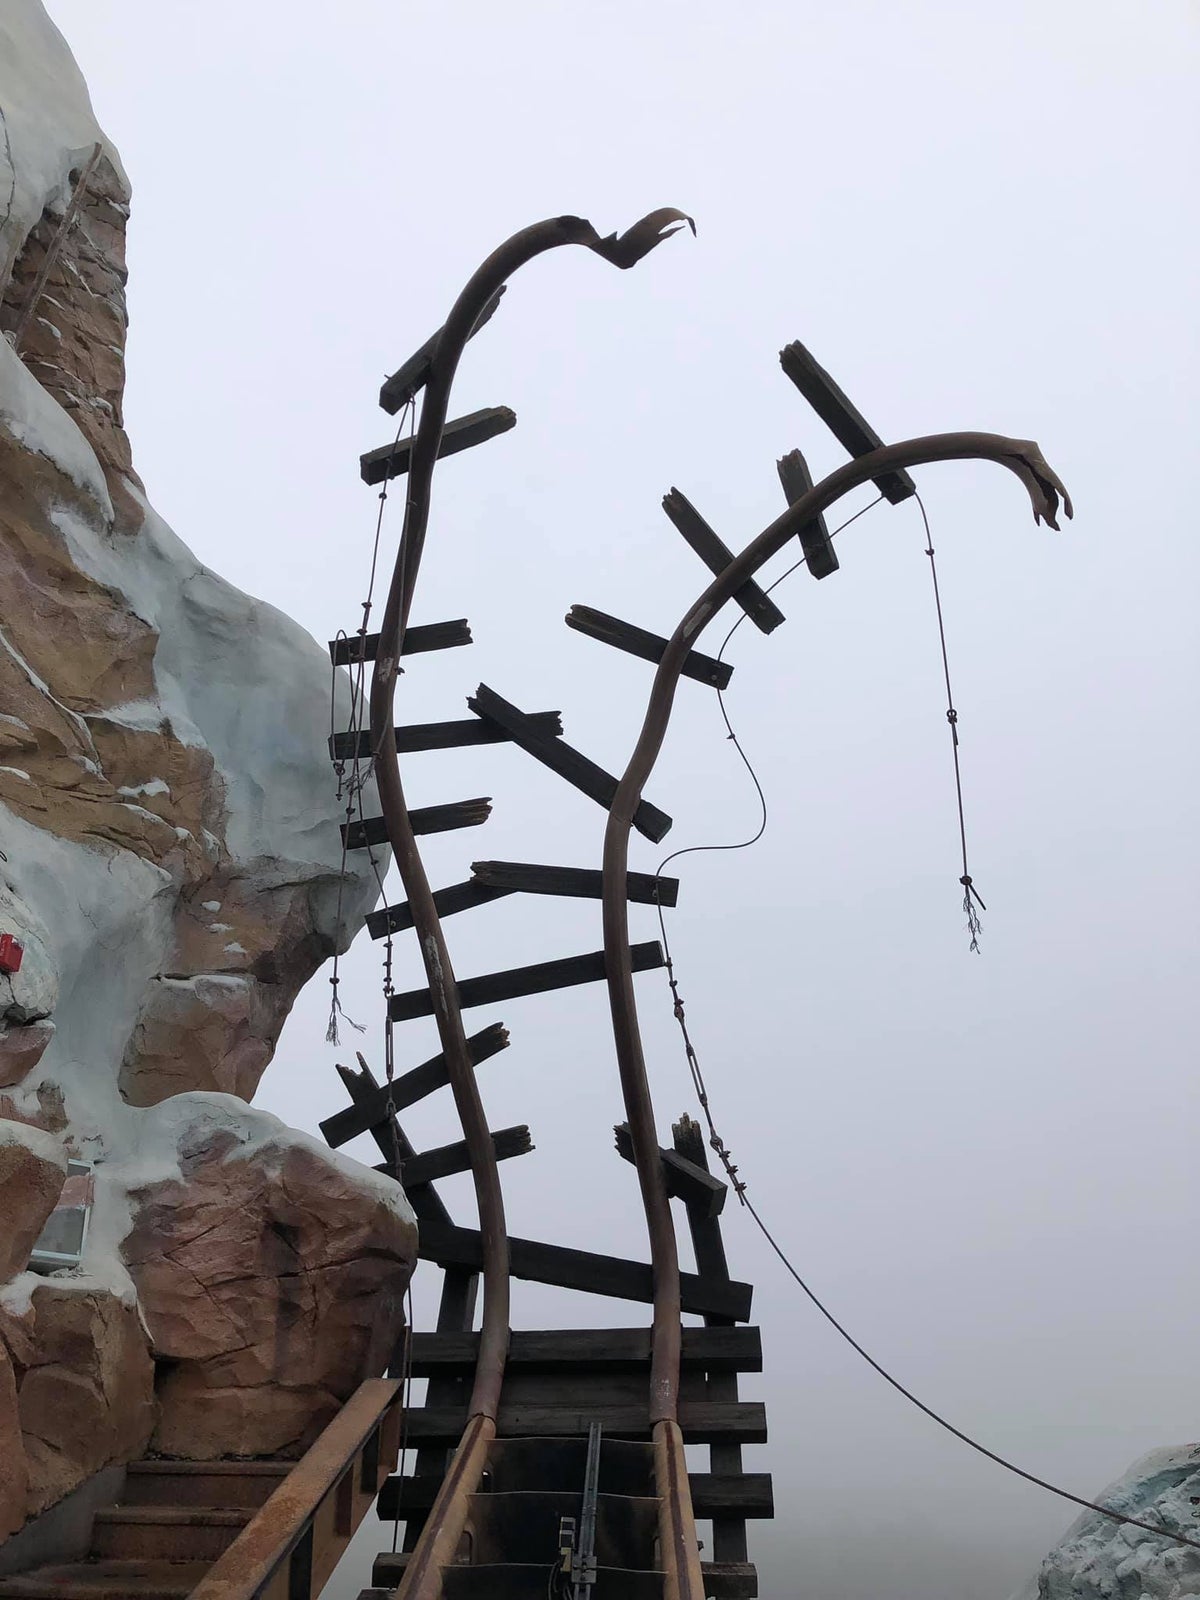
(380, 1468, 772, 1520)
(777, 447, 838, 579)
(404, 1325, 762, 1376)
(341, 798, 491, 850)
(382, 1125, 531, 1188)
(360, 406, 516, 486)
(470, 859, 678, 908)
(661, 489, 785, 635)
(366, 880, 515, 941)
(468, 683, 672, 842)
(330, 710, 562, 761)
(333, 1061, 449, 1227)
(613, 1122, 726, 1218)
(394, 1397, 766, 1446)
(565, 604, 733, 690)
(378, 287, 506, 414)
(388, 940, 665, 1022)
(327, 620, 472, 666)
(778, 340, 916, 505)
(319, 1022, 510, 1149)
(416, 1218, 752, 1320)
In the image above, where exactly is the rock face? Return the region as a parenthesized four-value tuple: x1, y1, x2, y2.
(1015, 1446, 1200, 1600)
(0, 0, 414, 1539)
(122, 1099, 416, 1459)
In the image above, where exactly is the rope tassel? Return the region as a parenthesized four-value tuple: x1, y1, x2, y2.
(326, 973, 366, 1044)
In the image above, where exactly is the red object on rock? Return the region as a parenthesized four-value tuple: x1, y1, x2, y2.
(0, 935, 24, 974)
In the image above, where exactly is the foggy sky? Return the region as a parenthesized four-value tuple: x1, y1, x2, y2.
(40, 3, 1199, 1596)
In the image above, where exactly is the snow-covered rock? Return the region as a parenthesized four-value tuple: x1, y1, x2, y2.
(0, 0, 411, 1531)
(1015, 1446, 1200, 1600)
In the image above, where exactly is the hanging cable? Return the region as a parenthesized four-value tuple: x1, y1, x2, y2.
(915, 489, 985, 951)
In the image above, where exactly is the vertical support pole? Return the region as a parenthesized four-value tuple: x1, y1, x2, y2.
(672, 1115, 749, 1569)
(401, 1266, 480, 1553)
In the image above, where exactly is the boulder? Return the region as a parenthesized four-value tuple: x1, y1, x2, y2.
(0, 1343, 28, 1537)
(0, 1019, 55, 1087)
(123, 1102, 416, 1458)
(0, 1120, 66, 1282)
(9, 1284, 156, 1516)
(1016, 1444, 1200, 1600)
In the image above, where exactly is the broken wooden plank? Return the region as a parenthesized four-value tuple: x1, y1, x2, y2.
(319, 1023, 510, 1149)
(614, 1122, 726, 1218)
(388, 941, 665, 1022)
(468, 683, 672, 843)
(778, 340, 915, 505)
(333, 1060, 450, 1226)
(341, 798, 491, 850)
(378, 287, 506, 414)
(365, 880, 515, 941)
(470, 859, 678, 909)
(565, 604, 733, 690)
(329, 709, 562, 762)
(661, 489, 785, 636)
(404, 1324, 762, 1377)
(396, 1397, 766, 1446)
(327, 620, 472, 667)
(776, 448, 838, 579)
(392, 1125, 531, 1188)
(360, 406, 516, 486)
(415, 1218, 752, 1320)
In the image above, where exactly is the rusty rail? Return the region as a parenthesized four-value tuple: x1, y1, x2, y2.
(188, 1378, 402, 1600)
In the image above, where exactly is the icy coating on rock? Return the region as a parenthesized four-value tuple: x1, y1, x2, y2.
(0, 0, 414, 1531)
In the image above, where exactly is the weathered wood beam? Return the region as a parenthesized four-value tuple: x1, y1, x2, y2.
(327, 619, 472, 667)
(341, 798, 491, 850)
(388, 941, 665, 1022)
(565, 604, 733, 690)
(470, 859, 678, 909)
(380, 1468, 772, 1520)
(378, 287, 506, 414)
(395, 1398, 766, 1446)
(330, 710, 562, 761)
(468, 683, 672, 842)
(778, 339, 916, 505)
(386, 1125, 531, 1189)
(614, 1121, 726, 1218)
(777, 447, 838, 579)
(415, 1218, 752, 1321)
(661, 489, 785, 635)
(366, 881, 515, 941)
(319, 1023, 510, 1148)
(360, 406, 516, 486)
(404, 1324, 762, 1376)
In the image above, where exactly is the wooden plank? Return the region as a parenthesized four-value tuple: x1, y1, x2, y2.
(365, 881, 515, 941)
(333, 1061, 449, 1226)
(396, 1399, 766, 1446)
(470, 859, 678, 909)
(614, 1122, 726, 1218)
(776, 448, 838, 579)
(327, 620, 472, 666)
(388, 940, 665, 1022)
(397, 1125, 531, 1188)
(378, 287, 505, 414)
(661, 490, 785, 636)
(415, 1219, 752, 1321)
(341, 798, 490, 850)
(320, 1023, 510, 1148)
(405, 1325, 762, 1376)
(330, 710, 562, 761)
(565, 604, 733, 690)
(468, 683, 672, 842)
(379, 1469, 771, 1521)
(360, 406, 516, 486)
(700, 1562, 759, 1599)
(778, 340, 916, 505)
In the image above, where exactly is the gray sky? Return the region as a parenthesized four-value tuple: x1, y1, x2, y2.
(42, 3, 1199, 1596)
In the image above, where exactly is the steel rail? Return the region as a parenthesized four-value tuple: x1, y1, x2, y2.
(371, 213, 694, 1599)
(601, 432, 1070, 1406)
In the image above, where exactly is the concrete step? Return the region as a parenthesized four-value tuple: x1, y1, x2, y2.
(0, 1559, 208, 1598)
(91, 1505, 251, 1561)
(121, 1459, 290, 1509)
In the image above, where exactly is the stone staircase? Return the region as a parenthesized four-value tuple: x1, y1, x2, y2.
(0, 1460, 290, 1598)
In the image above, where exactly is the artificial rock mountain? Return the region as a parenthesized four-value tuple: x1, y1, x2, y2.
(0, 0, 414, 1541)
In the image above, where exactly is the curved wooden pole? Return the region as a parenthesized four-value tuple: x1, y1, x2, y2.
(601, 431, 1071, 1424)
(368, 212, 693, 1424)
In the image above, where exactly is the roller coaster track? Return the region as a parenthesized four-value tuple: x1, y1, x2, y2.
(320, 212, 1072, 1600)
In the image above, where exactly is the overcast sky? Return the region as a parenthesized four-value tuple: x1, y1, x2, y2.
(41, 3, 1199, 1596)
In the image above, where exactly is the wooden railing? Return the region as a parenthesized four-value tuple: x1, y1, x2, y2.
(189, 1378, 402, 1600)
